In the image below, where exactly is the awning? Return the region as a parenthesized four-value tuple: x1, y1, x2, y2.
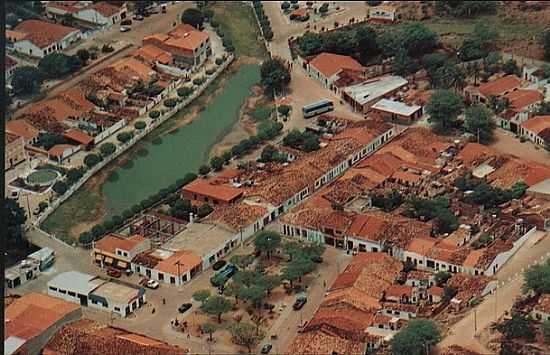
(117, 261, 128, 268)
(95, 254, 104, 261)
(104, 257, 113, 265)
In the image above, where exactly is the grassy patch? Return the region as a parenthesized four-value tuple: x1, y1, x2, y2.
(41, 186, 103, 240)
(210, 2, 268, 60)
(250, 105, 274, 122)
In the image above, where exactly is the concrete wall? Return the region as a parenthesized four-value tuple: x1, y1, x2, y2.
(484, 226, 538, 276)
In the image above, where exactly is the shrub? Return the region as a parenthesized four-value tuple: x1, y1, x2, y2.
(84, 153, 101, 168)
(134, 121, 146, 130)
(193, 77, 206, 86)
(177, 86, 194, 98)
(122, 209, 133, 220)
(215, 57, 224, 65)
(210, 20, 219, 28)
(210, 156, 224, 171)
(164, 98, 178, 108)
(79, 232, 93, 245)
(99, 143, 116, 157)
(197, 203, 213, 218)
(199, 165, 211, 175)
(101, 44, 114, 53)
(117, 131, 134, 143)
(205, 68, 215, 75)
(149, 110, 160, 119)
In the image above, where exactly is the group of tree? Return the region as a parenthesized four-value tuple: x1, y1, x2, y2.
(426, 89, 464, 134)
(282, 129, 320, 152)
(259, 145, 287, 163)
(404, 196, 459, 234)
(36, 132, 68, 151)
(6, 1, 44, 27)
(463, 105, 496, 144)
(458, 23, 498, 61)
(421, 52, 465, 90)
(38, 52, 84, 79)
(371, 190, 403, 212)
(260, 58, 291, 96)
(435, 0, 496, 18)
(465, 181, 528, 208)
(6, 198, 28, 247)
(523, 259, 550, 295)
(79, 173, 197, 245)
(390, 319, 441, 355)
(253, 1, 273, 41)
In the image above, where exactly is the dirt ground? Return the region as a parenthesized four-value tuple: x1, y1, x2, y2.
(490, 129, 550, 165)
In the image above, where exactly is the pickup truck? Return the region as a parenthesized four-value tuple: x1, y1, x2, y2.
(210, 264, 237, 287)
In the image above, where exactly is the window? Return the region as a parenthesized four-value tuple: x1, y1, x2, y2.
(158, 273, 164, 281)
(49, 286, 58, 292)
(59, 289, 67, 294)
(115, 307, 120, 311)
(68, 291, 76, 297)
(170, 276, 175, 284)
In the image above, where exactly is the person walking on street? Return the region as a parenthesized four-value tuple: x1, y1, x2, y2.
(163, 297, 166, 305)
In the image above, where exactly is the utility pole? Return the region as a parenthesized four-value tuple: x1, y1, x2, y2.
(474, 307, 477, 336)
(494, 285, 498, 322)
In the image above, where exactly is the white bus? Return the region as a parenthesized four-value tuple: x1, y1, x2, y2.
(302, 99, 334, 118)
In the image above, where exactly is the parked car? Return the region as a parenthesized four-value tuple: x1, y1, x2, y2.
(261, 343, 273, 354)
(178, 303, 192, 313)
(293, 295, 307, 310)
(125, 269, 133, 276)
(139, 277, 149, 286)
(107, 268, 122, 278)
(120, 19, 132, 26)
(311, 255, 323, 263)
(212, 260, 227, 271)
(133, 14, 144, 20)
(210, 264, 238, 286)
(120, 25, 131, 32)
(146, 279, 160, 289)
(161, 5, 167, 13)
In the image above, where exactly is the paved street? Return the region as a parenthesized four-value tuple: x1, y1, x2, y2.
(439, 231, 550, 354)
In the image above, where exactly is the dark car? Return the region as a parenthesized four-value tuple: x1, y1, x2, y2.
(212, 260, 227, 271)
(261, 343, 273, 354)
(178, 303, 192, 313)
(293, 297, 307, 310)
(120, 19, 132, 26)
(311, 255, 323, 263)
(107, 268, 122, 278)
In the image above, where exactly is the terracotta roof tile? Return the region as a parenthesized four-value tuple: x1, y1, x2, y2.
(94, 234, 147, 255)
(6, 119, 39, 141)
(504, 89, 544, 111)
(385, 284, 413, 298)
(14, 20, 79, 48)
(133, 44, 173, 65)
(203, 202, 267, 231)
(478, 75, 521, 97)
(456, 143, 497, 168)
(88, 2, 122, 17)
(64, 128, 94, 145)
(521, 115, 550, 135)
(48, 144, 75, 157)
(309, 52, 366, 78)
(183, 179, 243, 203)
(155, 250, 202, 276)
(288, 329, 365, 355)
(428, 286, 444, 297)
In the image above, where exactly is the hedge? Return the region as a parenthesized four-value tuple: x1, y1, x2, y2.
(149, 110, 160, 119)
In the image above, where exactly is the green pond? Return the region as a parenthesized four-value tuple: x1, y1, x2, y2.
(101, 64, 260, 216)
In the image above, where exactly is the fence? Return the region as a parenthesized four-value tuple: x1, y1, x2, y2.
(36, 54, 235, 228)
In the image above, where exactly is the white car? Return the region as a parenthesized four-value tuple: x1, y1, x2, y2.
(146, 279, 159, 289)
(120, 25, 131, 32)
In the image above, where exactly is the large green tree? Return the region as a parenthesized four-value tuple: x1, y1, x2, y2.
(496, 313, 535, 341)
(393, 48, 418, 76)
(254, 231, 281, 259)
(464, 105, 496, 144)
(200, 295, 232, 323)
(355, 24, 378, 63)
(6, 199, 27, 246)
(38, 53, 81, 79)
(298, 31, 323, 56)
(426, 89, 464, 133)
(12, 66, 43, 96)
(523, 259, 550, 294)
(401, 22, 438, 57)
(260, 58, 291, 95)
(390, 319, 441, 355)
(228, 322, 263, 353)
(181, 8, 204, 29)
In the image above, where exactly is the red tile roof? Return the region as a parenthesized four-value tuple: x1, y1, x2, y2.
(64, 129, 94, 145)
(385, 284, 413, 298)
(14, 20, 79, 49)
(88, 1, 123, 17)
(456, 143, 497, 168)
(503, 89, 544, 111)
(6, 119, 40, 141)
(477, 75, 521, 98)
(428, 286, 444, 297)
(309, 52, 366, 78)
(203, 202, 267, 231)
(521, 115, 550, 135)
(5, 293, 80, 342)
(183, 179, 243, 203)
(94, 234, 147, 255)
(133, 44, 173, 65)
(48, 144, 75, 157)
(288, 329, 365, 355)
(46, 1, 82, 14)
(155, 250, 202, 276)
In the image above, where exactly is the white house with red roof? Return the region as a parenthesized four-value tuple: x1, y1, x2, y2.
(521, 115, 550, 147)
(306, 52, 366, 93)
(497, 89, 544, 133)
(5, 55, 18, 82)
(7, 20, 81, 58)
(74, 1, 127, 26)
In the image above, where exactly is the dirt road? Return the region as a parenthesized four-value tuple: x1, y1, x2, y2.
(490, 129, 550, 165)
(439, 231, 549, 354)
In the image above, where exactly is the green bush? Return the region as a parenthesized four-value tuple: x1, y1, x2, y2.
(210, 19, 219, 28)
(101, 44, 114, 53)
(205, 68, 215, 75)
(149, 110, 160, 119)
(193, 77, 206, 86)
(164, 98, 178, 108)
(215, 57, 224, 65)
(199, 165, 211, 175)
(250, 105, 274, 121)
(134, 121, 146, 130)
(84, 153, 101, 168)
(117, 131, 134, 143)
(99, 142, 116, 157)
(177, 86, 194, 98)
(79, 232, 93, 245)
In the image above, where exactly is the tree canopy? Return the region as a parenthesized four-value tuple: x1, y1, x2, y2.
(6, 199, 27, 247)
(200, 295, 232, 323)
(38, 53, 82, 79)
(391, 319, 441, 355)
(254, 231, 281, 259)
(464, 105, 496, 144)
(260, 58, 291, 95)
(426, 89, 464, 133)
(12, 66, 43, 96)
(228, 322, 263, 352)
(181, 8, 204, 29)
(523, 259, 550, 294)
(193, 289, 211, 304)
(496, 313, 535, 341)
(400, 23, 438, 58)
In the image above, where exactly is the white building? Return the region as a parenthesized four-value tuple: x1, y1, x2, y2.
(342, 76, 408, 114)
(369, 5, 398, 23)
(47, 271, 146, 317)
(5, 247, 55, 289)
(8, 20, 81, 58)
(520, 115, 550, 147)
(74, 1, 127, 26)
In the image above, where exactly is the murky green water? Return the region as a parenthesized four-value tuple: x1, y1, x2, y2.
(101, 64, 260, 215)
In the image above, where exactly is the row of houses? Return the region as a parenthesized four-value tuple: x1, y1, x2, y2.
(5, 23, 213, 169)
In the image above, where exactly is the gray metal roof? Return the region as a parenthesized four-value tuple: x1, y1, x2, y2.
(4, 336, 26, 355)
(47, 271, 105, 295)
(28, 247, 54, 262)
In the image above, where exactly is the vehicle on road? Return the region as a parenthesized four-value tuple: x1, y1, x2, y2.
(302, 99, 334, 119)
(161, 5, 167, 13)
(120, 19, 132, 26)
(178, 303, 192, 313)
(120, 25, 131, 32)
(261, 343, 273, 354)
(293, 293, 307, 310)
(125, 269, 133, 276)
(133, 14, 144, 20)
(212, 260, 227, 271)
(210, 264, 237, 287)
(146, 279, 160, 289)
(107, 268, 122, 278)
